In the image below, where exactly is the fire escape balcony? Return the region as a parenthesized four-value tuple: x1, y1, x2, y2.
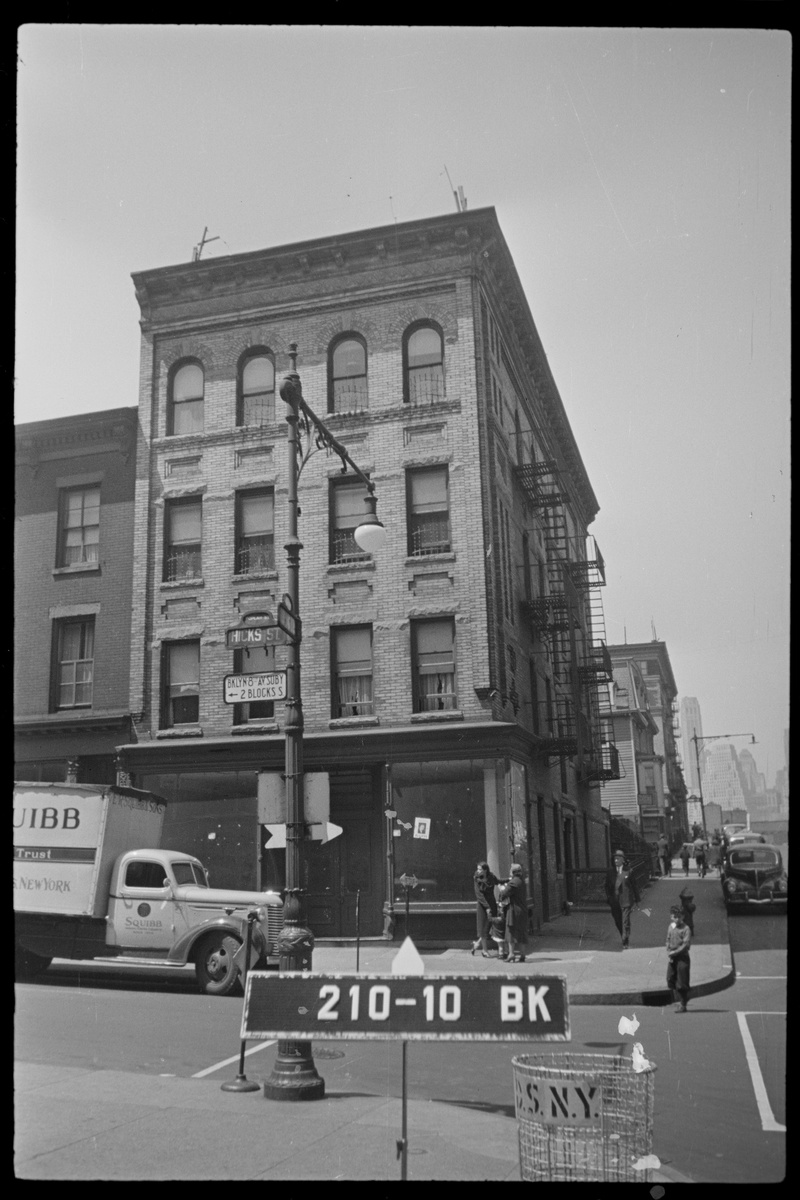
(578, 641, 613, 683)
(583, 741, 622, 782)
(537, 697, 579, 758)
(514, 461, 570, 508)
(520, 594, 575, 633)
(566, 538, 606, 590)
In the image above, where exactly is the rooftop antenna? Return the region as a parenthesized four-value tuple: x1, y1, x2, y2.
(443, 166, 468, 213)
(192, 226, 220, 262)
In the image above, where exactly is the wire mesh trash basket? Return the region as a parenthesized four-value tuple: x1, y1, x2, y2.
(512, 1052, 657, 1182)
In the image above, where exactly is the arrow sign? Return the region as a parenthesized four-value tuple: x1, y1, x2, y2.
(262, 824, 287, 850)
(309, 822, 343, 843)
(399, 873, 418, 889)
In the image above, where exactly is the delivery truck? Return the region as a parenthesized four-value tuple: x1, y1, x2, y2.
(14, 781, 283, 995)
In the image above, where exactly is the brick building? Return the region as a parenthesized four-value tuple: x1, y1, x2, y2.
(604, 641, 688, 846)
(116, 206, 618, 940)
(14, 408, 138, 783)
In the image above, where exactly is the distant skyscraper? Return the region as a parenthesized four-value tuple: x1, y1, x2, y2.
(702, 743, 748, 811)
(681, 697, 704, 793)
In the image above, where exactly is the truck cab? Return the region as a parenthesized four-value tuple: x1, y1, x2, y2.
(106, 848, 284, 994)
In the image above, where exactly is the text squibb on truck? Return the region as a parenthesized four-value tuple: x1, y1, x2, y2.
(14, 781, 283, 995)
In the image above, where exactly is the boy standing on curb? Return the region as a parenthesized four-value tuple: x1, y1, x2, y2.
(666, 904, 692, 1012)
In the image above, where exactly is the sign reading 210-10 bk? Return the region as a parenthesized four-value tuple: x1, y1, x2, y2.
(242, 973, 569, 1042)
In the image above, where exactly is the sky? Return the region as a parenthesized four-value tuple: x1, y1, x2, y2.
(16, 25, 790, 785)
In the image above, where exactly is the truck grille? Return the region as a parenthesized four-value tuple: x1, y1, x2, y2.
(265, 902, 284, 950)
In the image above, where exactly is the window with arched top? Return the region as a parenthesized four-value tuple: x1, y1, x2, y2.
(329, 336, 368, 413)
(404, 323, 444, 405)
(169, 362, 204, 435)
(238, 353, 275, 426)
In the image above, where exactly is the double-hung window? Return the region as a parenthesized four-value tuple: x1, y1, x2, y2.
(58, 486, 100, 566)
(162, 640, 200, 727)
(330, 337, 368, 412)
(406, 466, 450, 556)
(404, 324, 444, 405)
(330, 479, 371, 564)
(169, 363, 204, 435)
(164, 497, 202, 581)
(239, 354, 275, 426)
(332, 626, 373, 717)
(235, 489, 274, 575)
(412, 618, 456, 712)
(233, 645, 274, 724)
(53, 618, 95, 710)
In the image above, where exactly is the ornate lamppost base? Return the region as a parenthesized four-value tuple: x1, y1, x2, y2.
(263, 1042, 325, 1101)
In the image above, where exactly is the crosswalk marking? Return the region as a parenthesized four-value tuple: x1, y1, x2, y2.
(735, 1012, 785, 1133)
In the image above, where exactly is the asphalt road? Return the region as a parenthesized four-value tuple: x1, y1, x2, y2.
(15, 879, 785, 1183)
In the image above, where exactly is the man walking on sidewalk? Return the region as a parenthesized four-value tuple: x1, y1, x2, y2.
(657, 834, 671, 876)
(605, 849, 641, 948)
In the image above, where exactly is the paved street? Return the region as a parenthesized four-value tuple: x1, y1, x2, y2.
(15, 869, 785, 1182)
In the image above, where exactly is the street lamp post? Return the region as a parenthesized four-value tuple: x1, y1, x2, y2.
(691, 730, 757, 836)
(263, 345, 387, 1102)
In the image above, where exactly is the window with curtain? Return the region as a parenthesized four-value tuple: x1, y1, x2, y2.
(169, 363, 204, 435)
(235, 489, 274, 574)
(330, 479, 371, 563)
(239, 354, 275, 426)
(406, 466, 450, 556)
(164, 498, 202, 581)
(412, 618, 456, 712)
(163, 641, 200, 726)
(330, 337, 368, 412)
(53, 618, 95, 709)
(404, 325, 444, 404)
(58, 486, 100, 566)
(332, 626, 373, 717)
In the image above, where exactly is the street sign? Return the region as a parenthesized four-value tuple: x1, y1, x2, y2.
(226, 624, 288, 648)
(399, 873, 418, 889)
(260, 821, 342, 849)
(309, 822, 343, 843)
(223, 672, 287, 704)
(241, 972, 569, 1042)
(277, 603, 300, 641)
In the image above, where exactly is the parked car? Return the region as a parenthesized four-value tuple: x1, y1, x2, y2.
(728, 832, 766, 846)
(723, 824, 748, 838)
(721, 843, 788, 912)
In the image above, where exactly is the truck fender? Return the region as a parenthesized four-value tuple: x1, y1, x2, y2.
(168, 915, 253, 966)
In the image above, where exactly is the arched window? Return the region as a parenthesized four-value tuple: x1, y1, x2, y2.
(404, 324, 444, 405)
(238, 353, 275, 426)
(329, 336, 367, 412)
(169, 362, 204, 435)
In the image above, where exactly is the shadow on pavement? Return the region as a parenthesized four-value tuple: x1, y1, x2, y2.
(431, 1097, 516, 1120)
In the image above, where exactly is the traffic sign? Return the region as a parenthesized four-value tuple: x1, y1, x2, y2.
(223, 672, 287, 704)
(260, 821, 342, 849)
(399, 873, 418, 889)
(226, 624, 288, 648)
(277, 603, 300, 641)
(262, 824, 286, 850)
(241, 972, 569, 1042)
(309, 822, 343, 843)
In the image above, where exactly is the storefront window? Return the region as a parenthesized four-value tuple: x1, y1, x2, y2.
(390, 759, 502, 903)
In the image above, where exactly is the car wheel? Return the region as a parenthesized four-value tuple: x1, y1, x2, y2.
(194, 933, 243, 996)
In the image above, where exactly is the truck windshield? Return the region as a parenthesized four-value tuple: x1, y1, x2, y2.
(172, 861, 209, 887)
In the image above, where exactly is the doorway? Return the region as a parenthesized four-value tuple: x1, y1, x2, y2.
(303, 770, 383, 937)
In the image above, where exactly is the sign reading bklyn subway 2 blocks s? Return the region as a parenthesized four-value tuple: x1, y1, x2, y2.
(242, 973, 569, 1042)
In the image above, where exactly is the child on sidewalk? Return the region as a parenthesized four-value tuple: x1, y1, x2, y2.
(666, 904, 692, 1012)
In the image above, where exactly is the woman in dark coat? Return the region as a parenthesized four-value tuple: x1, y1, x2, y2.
(500, 863, 528, 963)
(472, 861, 499, 957)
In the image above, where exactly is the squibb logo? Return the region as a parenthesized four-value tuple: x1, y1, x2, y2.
(13, 807, 80, 830)
(125, 916, 162, 928)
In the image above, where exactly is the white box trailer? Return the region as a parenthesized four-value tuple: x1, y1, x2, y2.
(14, 782, 283, 995)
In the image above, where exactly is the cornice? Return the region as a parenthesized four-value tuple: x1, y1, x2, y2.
(15, 408, 138, 471)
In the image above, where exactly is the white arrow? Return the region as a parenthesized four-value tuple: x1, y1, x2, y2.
(263, 824, 287, 849)
(309, 822, 343, 843)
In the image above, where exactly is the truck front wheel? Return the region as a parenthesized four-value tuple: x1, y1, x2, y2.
(194, 933, 242, 997)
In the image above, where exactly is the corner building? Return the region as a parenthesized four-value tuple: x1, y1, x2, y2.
(118, 207, 619, 941)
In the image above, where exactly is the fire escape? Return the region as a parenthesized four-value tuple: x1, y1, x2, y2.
(516, 460, 620, 782)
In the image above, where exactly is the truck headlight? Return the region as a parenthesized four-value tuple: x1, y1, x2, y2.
(726, 879, 744, 893)
(255, 906, 267, 923)
(776, 879, 788, 892)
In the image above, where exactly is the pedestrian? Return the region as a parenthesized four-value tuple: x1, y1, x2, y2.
(657, 834, 671, 877)
(471, 861, 499, 958)
(708, 835, 721, 874)
(605, 849, 641, 948)
(693, 834, 707, 877)
(679, 843, 691, 877)
(678, 886, 696, 935)
(666, 904, 692, 1012)
(499, 863, 528, 963)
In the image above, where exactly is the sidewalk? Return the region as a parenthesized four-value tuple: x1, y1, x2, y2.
(16, 870, 725, 1181)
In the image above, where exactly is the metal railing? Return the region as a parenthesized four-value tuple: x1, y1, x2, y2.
(164, 547, 202, 581)
(235, 535, 275, 575)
